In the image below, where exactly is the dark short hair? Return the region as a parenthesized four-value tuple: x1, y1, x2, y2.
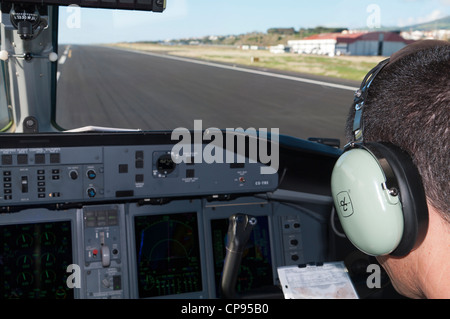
(345, 41, 450, 223)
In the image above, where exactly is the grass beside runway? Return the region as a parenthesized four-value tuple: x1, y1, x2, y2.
(112, 43, 385, 82)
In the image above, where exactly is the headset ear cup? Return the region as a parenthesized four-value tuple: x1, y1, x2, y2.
(331, 147, 405, 256)
(368, 143, 428, 256)
(331, 143, 429, 257)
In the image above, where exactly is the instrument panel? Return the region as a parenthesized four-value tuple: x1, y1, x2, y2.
(0, 132, 333, 299)
(0, 132, 277, 210)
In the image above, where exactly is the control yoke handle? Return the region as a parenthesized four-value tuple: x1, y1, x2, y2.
(221, 214, 257, 299)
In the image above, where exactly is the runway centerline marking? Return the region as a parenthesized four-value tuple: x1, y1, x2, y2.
(110, 46, 358, 92)
(57, 45, 72, 82)
(58, 55, 67, 65)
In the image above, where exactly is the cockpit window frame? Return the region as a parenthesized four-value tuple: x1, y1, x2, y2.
(49, 6, 65, 132)
(0, 59, 13, 132)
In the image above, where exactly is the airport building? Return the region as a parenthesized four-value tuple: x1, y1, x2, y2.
(288, 31, 412, 56)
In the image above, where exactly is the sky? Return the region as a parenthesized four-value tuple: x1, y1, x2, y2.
(58, 0, 450, 44)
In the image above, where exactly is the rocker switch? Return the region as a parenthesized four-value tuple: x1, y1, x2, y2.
(21, 176, 29, 193)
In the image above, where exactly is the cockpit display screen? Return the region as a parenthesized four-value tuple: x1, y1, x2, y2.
(0, 221, 73, 299)
(134, 212, 202, 298)
(211, 216, 273, 297)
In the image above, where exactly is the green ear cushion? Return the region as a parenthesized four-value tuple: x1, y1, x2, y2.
(331, 148, 404, 256)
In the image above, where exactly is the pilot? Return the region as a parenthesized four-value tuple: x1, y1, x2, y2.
(344, 40, 450, 298)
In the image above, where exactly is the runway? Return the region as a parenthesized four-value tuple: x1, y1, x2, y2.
(56, 45, 359, 144)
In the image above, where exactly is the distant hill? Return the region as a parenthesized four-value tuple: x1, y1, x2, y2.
(397, 15, 450, 31)
(164, 16, 449, 46)
(167, 26, 348, 47)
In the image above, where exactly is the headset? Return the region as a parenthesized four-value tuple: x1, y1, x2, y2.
(331, 58, 429, 257)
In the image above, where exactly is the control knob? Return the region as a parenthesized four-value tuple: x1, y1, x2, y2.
(87, 187, 96, 198)
(87, 169, 96, 180)
(69, 170, 78, 180)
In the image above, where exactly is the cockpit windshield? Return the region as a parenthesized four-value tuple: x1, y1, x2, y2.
(52, 0, 449, 143)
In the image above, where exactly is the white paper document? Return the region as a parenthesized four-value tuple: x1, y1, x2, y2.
(277, 262, 359, 299)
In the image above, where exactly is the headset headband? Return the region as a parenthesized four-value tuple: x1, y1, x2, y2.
(350, 58, 390, 144)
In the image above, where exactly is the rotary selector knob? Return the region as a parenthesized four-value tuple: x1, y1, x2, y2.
(87, 169, 97, 180)
(69, 170, 78, 180)
(87, 187, 96, 198)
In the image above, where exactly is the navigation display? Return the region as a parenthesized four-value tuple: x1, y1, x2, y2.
(134, 212, 202, 298)
(0, 221, 73, 299)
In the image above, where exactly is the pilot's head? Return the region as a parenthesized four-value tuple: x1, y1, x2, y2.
(345, 40, 449, 222)
(342, 40, 450, 298)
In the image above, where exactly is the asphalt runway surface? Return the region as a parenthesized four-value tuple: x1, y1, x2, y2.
(56, 45, 359, 144)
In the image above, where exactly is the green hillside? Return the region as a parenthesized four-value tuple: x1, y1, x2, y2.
(398, 15, 450, 31)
